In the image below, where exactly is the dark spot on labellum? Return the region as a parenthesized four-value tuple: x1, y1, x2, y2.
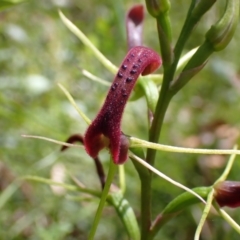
(138, 59, 142, 63)
(121, 88, 126, 94)
(130, 53, 135, 58)
(130, 69, 137, 74)
(121, 88, 127, 97)
(133, 64, 139, 69)
(111, 83, 119, 91)
(126, 77, 133, 83)
(122, 64, 127, 70)
(118, 72, 123, 78)
(127, 58, 130, 62)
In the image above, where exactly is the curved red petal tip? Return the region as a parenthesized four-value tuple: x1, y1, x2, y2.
(128, 4, 144, 26)
(84, 125, 108, 159)
(113, 134, 130, 164)
(84, 46, 162, 164)
(61, 134, 83, 151)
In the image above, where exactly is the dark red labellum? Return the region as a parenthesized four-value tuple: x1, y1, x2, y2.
(84, 46, 161, 164)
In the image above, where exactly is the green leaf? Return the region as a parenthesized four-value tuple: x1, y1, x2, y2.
(109, 192, 140, 240)
(149, 187, 211, 239)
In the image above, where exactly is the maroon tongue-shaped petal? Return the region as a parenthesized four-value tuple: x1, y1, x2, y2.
(84, 46, 162, 164)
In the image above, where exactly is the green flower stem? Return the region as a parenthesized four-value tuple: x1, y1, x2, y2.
(195, 149, 238, 240)
(156, 14, 173, 67)
(82, 69, 111, 87)
(170, 41, 213, 94)
(130, 137, 240, 155)
(194, 189, 214, 240)
(23, 175, 100, 197)
(129, 148, 151, 240)
(171, 0, 197, 73)
(143, 74, 173, 239)
(149, 187, 211, 240)
(130, 148, 150, 179)
(22, 135, 83, 149)
(141, 1, 231, 235)
(58, 83, 91, 125)
(141, 176, 152, 240)
(119, 165, 126, 194)
(88, 159, 117, 240)
(213, 202, 240, 234)
(130, 153, 206, 203)
(145, 0, 173, 65)
(59, 11, 118, 75)
(173, 0, 215, 72)
(214, 145, 238, 184)
(145, 0, 208, 162)
(146, 73, 173, 165)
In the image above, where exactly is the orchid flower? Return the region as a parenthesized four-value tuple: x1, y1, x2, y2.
(84, 46, 161, 164)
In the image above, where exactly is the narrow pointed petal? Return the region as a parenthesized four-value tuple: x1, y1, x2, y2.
(126, 4, 144, 49)
(60, 134, 84, 151)
(84, 46, 162, 164)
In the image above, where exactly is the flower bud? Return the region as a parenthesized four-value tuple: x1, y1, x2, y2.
(190, 0, 216, 25)
(214, 181, 240, 208)
(206, 0, 239, 51)
(145, 0, 170, 18)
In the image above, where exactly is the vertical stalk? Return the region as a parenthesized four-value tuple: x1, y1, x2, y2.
(141, 176, 152, 240)
(141, 66, 174, 240)
(141, 1, 198, 237)
(88, 160, 117, 240)
(141, 0, 217, 238)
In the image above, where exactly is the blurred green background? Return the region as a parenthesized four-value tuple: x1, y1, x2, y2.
(1, 0, 240, 239)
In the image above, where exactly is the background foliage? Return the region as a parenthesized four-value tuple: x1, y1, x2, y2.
(1, 0, 240, 239)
